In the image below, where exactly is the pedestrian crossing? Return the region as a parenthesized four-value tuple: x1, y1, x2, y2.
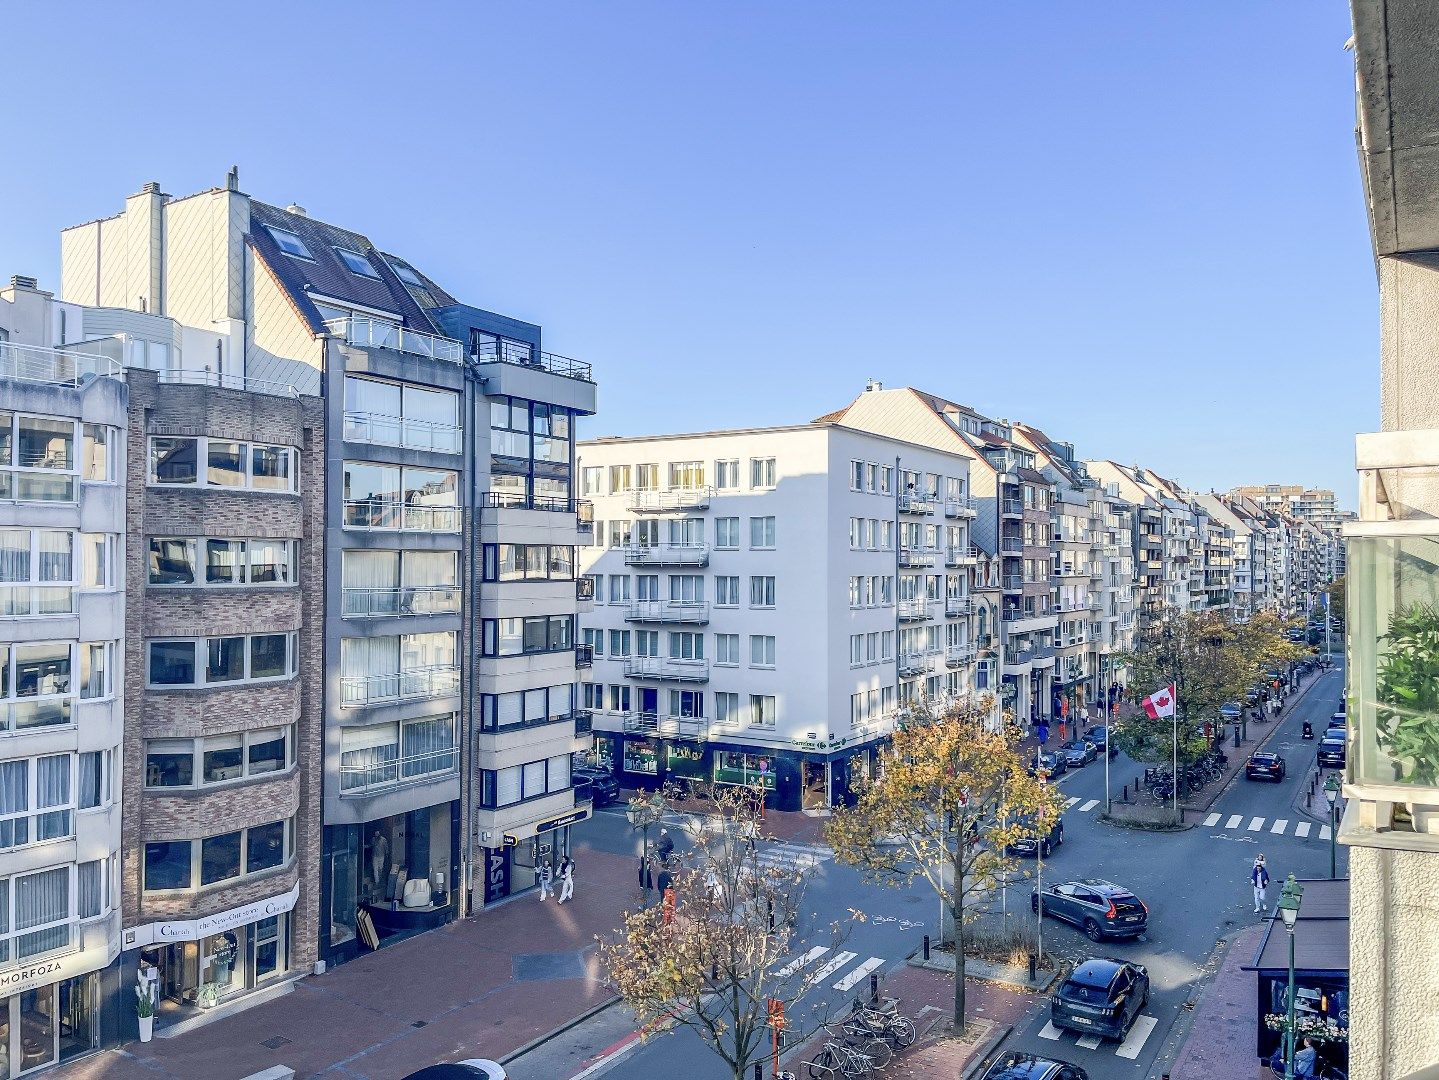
(1200, 813, 1332, 840)
(1037, 1013, 1159, 1060)
(754, 840, 834, 871)
(772, 945, 889, 992)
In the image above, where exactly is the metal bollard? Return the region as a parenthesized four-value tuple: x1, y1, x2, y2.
(1028, 952, 1037, 982)
(923, 934, 931, 960)
(755, 1063, 763, 1080)
(870, 972, 879, 1005)
(1306, 790, 1312, 809)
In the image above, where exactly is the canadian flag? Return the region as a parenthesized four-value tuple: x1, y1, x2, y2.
(1142, 684, 1177, 719)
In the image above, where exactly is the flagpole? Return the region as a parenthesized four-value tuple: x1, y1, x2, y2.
(1171, 684, 1179, 822)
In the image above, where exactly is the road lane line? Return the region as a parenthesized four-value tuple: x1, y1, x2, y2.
(775, 946, 827, 977)
(1080, 799, 1099, 812)
(1203, 813, 1222, 827)
(1075, 1034, 1102, 1049)
(833, 956, 886, 991)
(1271, 819, 1289, 834)
(1226, 815, 1243, 829)
(1065, 797, 1081, 809)
(1320, 825, 1332, 840)
(810, 951, 857, 984)
(1037, 1022, 1062, 1041)
(1116, 1015, 1159, 1059)
(1295, 822, 1312, 838)
(1248, 817, 1265, 831)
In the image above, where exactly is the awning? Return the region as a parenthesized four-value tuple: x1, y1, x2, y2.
(1243, 878, 1349, 975)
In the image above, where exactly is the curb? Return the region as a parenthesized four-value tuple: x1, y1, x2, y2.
(906, 953, 1060, 994)
(499, 993, 623, 1066)
(961, 1022, 1016, 1080)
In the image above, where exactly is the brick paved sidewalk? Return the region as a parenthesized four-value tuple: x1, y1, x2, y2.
(1168, 924, 1267, 1080)
(617, 785, 830, 845)
(55, 840, 637, 1080)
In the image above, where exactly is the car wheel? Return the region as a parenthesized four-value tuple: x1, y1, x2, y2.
(1083, 919, 1103, 942)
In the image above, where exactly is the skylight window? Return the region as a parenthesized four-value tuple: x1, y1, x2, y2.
(335, 248, 380, 279)
(392, 264, 424, 287)
(266, 226, 312, 260)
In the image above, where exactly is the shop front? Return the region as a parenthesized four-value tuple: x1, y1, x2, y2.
(0, 966, 112, 1075)
(480, 806, 587, 905)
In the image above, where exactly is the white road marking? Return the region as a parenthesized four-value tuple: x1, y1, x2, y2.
(1271, 819, 1289, 834)
(1226, 815, 1243, 829)
(1320, 825, 1332, 840)
(1066, 797, 1081, 809)
(775, 946, 828, 978)
(1116, 1015, 1159, 1059)
(810, 951, 857, 984)
(833, 956, 886, 991)
(1037, 1021, 1063, 1041)
(1080, 799, 1099, 812)
(1075, 1034, 1102, 1049)
(1295, 822, 1312, 838)
(1248, 817, 1265, 831)
(1203, 812, 1222, 827)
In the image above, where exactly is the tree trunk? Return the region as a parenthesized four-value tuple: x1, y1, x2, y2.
(952, 893, 966, 1033)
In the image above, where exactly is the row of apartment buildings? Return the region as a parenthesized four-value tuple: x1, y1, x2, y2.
(0, 175, 1342, 1073)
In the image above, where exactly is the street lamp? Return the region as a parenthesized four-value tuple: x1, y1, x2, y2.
(1324, 774, 1341, 879)
(1278, 875, 1305, 1080)
(627, 791, 666, 906)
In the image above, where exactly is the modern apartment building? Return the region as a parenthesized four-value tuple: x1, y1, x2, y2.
(0, 279, 127, 1070)
(575, 422, 977, 811)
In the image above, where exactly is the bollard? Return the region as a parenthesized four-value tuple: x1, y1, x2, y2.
(755, 1063, 763, 1080)
(870, 972, 879, 1005)
(1234, 725, 1241, 748)
(1123, 782, 1130, 804)
(1306, 790, 1312, 809)
(1028, 952, 1038, 982)
(923, 934, 931, 960)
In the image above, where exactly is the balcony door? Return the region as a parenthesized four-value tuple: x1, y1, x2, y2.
(638, 688, 658, 721)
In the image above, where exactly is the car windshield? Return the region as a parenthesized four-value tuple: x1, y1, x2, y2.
(1252, 754, 1278, 764)
(1060, 978, 1114, 1004)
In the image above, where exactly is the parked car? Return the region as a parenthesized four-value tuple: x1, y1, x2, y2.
(1329, 711, 1347, 728)
(1082, 726, 1119, 760)
(1244, 689, 1261, 708)
(1317, 736, 1346, 770)
(1029, 751, 1068, 779)
(573, 767, 619, 806)
(978, 1052, 1089, 1080)
(1245, 751, 1287, 782)
(1008, 814, 1065, 858)
(1031, 878, 1149, 941)
(1061, 740, 1097, 767)
(1050, 958, 1150, 1041)
(401, 1062, 508, 1080)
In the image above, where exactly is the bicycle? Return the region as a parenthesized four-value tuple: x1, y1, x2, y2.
(1268, 1056, 1347, 1079)
(846, 997, 917, 1049)
(807, 1025, 875, 1078)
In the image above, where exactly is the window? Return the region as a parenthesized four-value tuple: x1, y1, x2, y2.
(146, 633, 298, 688)
(715, 576, 740, 606)
(668, 632, 704, 660)
(670, 689, 704, 718)
(143, 818, 294, 893)
(335, 248, 380, 278)
(145, 727, 295, 788)
(266, 226, 313, 259)
(608, 575, 631, 604)
(636, 575, 660, 601)
(608, 465, 632, 492)
(849, 576, 862, 608)
(340, 714, 458, 786)
(716, 634, 740, 665)
(849, 518, 862, 549)
(581, 467, 603, 495)
(481, 616, 573, 657)
(343, 461, 457, 530)
(750, 457, 776, 489)
(749, 695, 777, 727)
(635, 464, 660, 490)
(82, 425, 111, 482)
(750, 635, 776, 668)
(483, 544, 576, 582)
(1, 864, 78, 960)
(635, 630, 659, 657)
(0, 754, 82, 851)
(850, 635, 864, 667)
(749, 517, 776, 549)
(716, 459, 740, 490)
(715, 518, 740, 549)
(150, 437, 298, 493)
(608, 630, 631, 657)
(749, 576, 776, 607)
(148, 537, 297, 587)
(480, 755, 573, 808)
(714, 692, 741, 727)
(669, 461, 704, 489)
(392, 262, 424, 287)
(851, 461, 864, 491)
(609, 685, 631, 712)
(344, 377, 461, 453)
(879, 466, 893, 494)
(0, 413, 103, 502)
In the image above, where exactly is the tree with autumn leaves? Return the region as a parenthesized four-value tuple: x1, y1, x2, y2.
(597, 784, 848, 1080)
(826, 695, 1065, 1033)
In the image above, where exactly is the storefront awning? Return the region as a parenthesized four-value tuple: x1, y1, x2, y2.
(1243, 878, 1350, 975)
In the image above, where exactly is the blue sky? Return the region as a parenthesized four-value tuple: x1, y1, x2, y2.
(0, 2, 1371, 504)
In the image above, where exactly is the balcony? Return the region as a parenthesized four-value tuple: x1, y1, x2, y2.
(999, 537, 1025, 555)
(944, 545, 979, 567)
(1001, 575, 1024, 593)
(898, 652, 931, 676)
(326, 317, 463, 363)
(469, 337, 594, 381)
(480, 491, 580, 515)
(344, 500, 461, 533)
(945, 596, 974, 617)
(0, 697, 72, 734)
(1053, 598, 1088, 614)
(622, 656, 710, 682)
(340, 665, 460, 708)
(625, 600, 711, 624)
(1001, 498, 1024, 518)
(573, 709, 593, 736)
(577, 577, 596, 601)
(898, 546, 938, 568)
(577, 500, 594, 534)
(342, 586, 461, 618)
(623, 711, 709, 741)
(898, 493, 934, 515)
(1051, 564, 1089, 580)
(627, 488, 714, 512)
(575, 644, 594, 669)
(158, 369, 299, 397)
(945, 643, 977, 667)
(343, 411, 462, 455)
(944, 496, 977, 518)
(0, 341, 120, 386)
(338, 747, 459, 796)
(897, 598, 935, 621)
(624, 543, 710, 567)
(0, 586, 75, 618)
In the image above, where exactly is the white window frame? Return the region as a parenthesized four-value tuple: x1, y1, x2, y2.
(143, 725, 296, 790)
(142, 818, 295, 894)
(145, 632, 299, 689)
(148, 436, 299, 493)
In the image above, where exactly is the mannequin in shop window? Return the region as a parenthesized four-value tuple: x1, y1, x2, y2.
(371, 833, 390, 896)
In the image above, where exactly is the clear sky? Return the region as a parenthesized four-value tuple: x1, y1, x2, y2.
(0, 2, 1371, 505)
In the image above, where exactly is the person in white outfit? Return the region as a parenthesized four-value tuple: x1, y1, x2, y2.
(538, 860, 554, 901)
(557, 857, 575, 903)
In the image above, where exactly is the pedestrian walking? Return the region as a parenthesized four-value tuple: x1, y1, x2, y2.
(1250, 854, 1270, 913)
(656, 828, 675, 863)
(557, 856, 575, 904)
(538, 860, 554, 902)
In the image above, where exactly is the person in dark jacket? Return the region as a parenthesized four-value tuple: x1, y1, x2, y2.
(1251, 854, 1270, 913)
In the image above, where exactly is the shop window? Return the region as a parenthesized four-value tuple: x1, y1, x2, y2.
(714, 751, 775, 789)
(623, 739, 659, 776)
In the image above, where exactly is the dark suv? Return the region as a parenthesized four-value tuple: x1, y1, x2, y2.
(1051, 958, 1149, 1040)
(1245, 752, 1286, 782)
(1082, 726, 1119, 760)
(1317, 736, 1346, 770)
(1032, 879, 1148, 941)
(573, 768, 619, 806)
(978, 1054, 1088, 1080)
(1008, 814, 1064, 858)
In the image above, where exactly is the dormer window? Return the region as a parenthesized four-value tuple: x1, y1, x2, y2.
(335, 248, 380, 279)
(265, 227, 312, 260)
(392, 264, 424, 288)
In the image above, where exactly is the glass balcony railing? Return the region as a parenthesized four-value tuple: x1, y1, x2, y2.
(0, 341, 120, 386)
(340, 666, 460, 707)
(326, 317, 463, 363)
(0, 586, 75, 618)
(343, 411, 462, 454)
(341, 586, 461, 617)
(338, 747, 459, 795)
(343, 500, 460, 533)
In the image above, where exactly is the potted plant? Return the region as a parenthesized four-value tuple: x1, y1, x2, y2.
(134, 978, 156, 1043)
(1374, 602, 1439, 788)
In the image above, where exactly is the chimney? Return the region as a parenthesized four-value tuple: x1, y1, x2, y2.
(226, 166, 240, 191)
(9, 275, 38, 291)
(286, 204, 307, 217)
(864, 379, 884, 393)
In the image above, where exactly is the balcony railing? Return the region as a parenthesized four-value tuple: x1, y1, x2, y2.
(326, 317, 463, 363)
(898, 547, 938, 568)
(343, 500, 461, 532)
(0, 586, 75, 618)
(575, 644, 594, 669)
(342, 586, 461, 618)
(624, 543, 710, 567)
(622, 710, 709, 740)
(343, 411, 462, 454)
(340, 665, 460, 707)
(1000, 537, 1025, 554)
(338, 747, 459, 795)
(898, 493, 934, 515)
(898, 652, 931, 676)
(157, 368, 299, 397)
(577, 499, 594, 533)
(573, 709, 593, 736)
(945, 596, 974, 617)
(897, 598, 935, 621)
(622, 657, 710, 682)
(945, 643, 977, 667)
(627, 488, 714, 512)
(944, 496, 977, 518)
(944, 545, 979, 567)
(626, 600, 711, 624)
(0, 697, 72, 735)
(0, 341, 120, 386)
(469, 338, 594, 381)
(577, 577, 596, 601)
(1001, 499, 1024, 517)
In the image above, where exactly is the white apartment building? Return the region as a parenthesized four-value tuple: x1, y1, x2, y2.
(576, 423, 977, 812)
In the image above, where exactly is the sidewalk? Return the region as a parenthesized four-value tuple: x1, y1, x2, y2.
(1167, 924, 1267, 1080)
(56, 840, 636, 1080)
(616, 785, 831, 845)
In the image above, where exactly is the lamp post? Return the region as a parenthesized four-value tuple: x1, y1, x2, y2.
(1278, 875, 1305, 1080)
(1324, 774, 1340, 879)
(627, 791, 666, 906)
